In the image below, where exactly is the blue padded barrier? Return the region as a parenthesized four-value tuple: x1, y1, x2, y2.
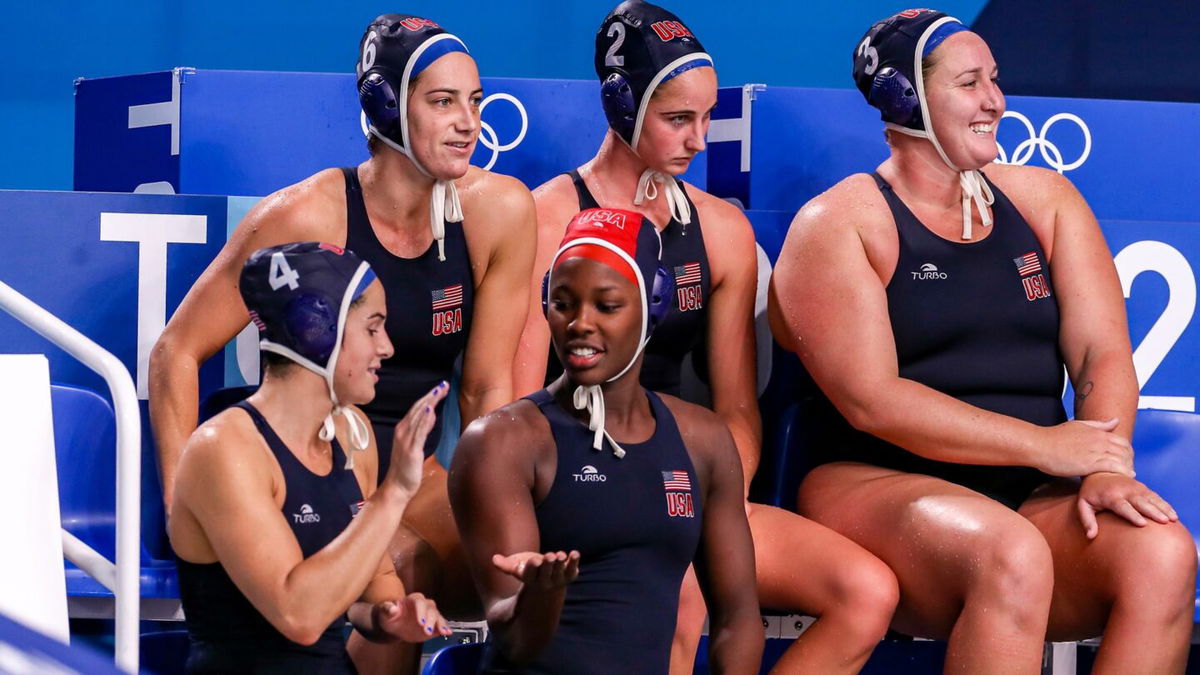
(422, 641, 485, 675)
(1130, 410, 1200, 621)
(51, 384, 178, 599)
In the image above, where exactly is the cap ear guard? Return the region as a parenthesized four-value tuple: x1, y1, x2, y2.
(869, 66, 920, 127)
(359, 71, 401, 140)
(283, 292, 339, 364)
(647, 264, 673, 332)
(600, 72, 637, 145)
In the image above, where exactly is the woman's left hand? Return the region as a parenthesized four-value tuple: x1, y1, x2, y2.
(1076, 472, 1179, 539)
(374, 592, 453, 643)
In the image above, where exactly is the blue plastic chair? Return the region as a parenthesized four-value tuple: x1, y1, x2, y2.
(422, 642, 484, 675)
(1130, 409, 1200, 621)
(51, 383, 178, 598)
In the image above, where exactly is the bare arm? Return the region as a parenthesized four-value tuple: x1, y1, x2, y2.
(149, 172, 344, 512)
(448, 409, 575, 663)
(768, 177, 1132, 478)
(459, 176, 537, 426)
(694, 193, 763, 492)
(513, 177, 577, 398)
(677, 403, 763, 672)
(1042, 170, 1137, 436)
(174, 385, 443, 645)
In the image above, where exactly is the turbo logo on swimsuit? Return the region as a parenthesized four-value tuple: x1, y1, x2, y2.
(293, 504, 321, 525)
(572, 465, 608, 482)
(911, 263, 948, 280)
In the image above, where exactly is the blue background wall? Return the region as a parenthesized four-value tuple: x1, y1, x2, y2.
(2, 1, 989, 193)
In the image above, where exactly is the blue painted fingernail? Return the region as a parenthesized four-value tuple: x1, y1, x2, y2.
(426, 626, 433, 634)
(424, 405, 431, 413)
(420, 617, 426, 625)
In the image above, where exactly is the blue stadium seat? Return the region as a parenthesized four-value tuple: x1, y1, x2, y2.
(422, 641, 484, 675)
(1130, 409, 1200, 621)
(51, 384, 178, 599)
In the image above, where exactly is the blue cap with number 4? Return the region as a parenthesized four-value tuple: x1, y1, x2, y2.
(240, 241, 377, 377)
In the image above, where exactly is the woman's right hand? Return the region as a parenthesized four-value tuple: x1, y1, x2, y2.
(492, 551, 581, 592)
(1037, 417, 1134, 478)
(385, 382, 449, 495)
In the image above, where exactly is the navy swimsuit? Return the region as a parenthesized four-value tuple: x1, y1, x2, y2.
(807, 172, 1060, 509)
(342, 167, 473, 476)
(178, 401, 365, 674)
(564, 170, 712, 395)
(482, 389, 703, 674)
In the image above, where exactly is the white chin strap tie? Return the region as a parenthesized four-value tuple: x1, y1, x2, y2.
(318, 385, 371, 470)
(957, 169, 994, 240)
(634, 169, 691, 232)
(572, 384, 626, 459)
(370, 126, 463, 261)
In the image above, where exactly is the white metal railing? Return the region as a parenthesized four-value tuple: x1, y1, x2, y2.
(0, 281, 140, 673)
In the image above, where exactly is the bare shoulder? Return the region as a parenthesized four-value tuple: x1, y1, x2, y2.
(682, 182, 754, 236)
(177, 408, 272, 491)
(657, 393, 733, 453)
(457, 167, 536, 247)
(236, 168, 347, 247)
(531, 173, 580, 233)
(799, 173, 886, 227)
(455, 397, 550, 463)
(459, 166, 535, 215)
(984, 162, 1077, 203)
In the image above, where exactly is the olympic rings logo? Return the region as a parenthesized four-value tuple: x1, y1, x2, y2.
(358, 92, 529, 171)
(994, 111, 1092, 173)
(477, 93, 529, 171)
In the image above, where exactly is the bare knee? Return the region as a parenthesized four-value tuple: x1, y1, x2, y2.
(968, 527, 1054, 629)
(1112, 520, 1198, 623)
(816, 554, 899, 647)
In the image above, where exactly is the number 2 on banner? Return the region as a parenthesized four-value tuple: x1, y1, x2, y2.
(1114, 240, 1196, 411)
(269, 252, 300, 291)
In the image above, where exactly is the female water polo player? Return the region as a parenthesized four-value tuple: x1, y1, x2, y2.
(517, 3, 898, 671)
(451, 208, 763, 673)
(771, 9, 1195, 673)
(150, 16, 535, 670)
(169, 242, 452, 673)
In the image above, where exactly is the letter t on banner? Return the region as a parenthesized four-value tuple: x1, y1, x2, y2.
(100, 213, 207, 399)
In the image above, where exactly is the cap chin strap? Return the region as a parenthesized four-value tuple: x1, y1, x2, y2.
(634, 168, 692, 231)
(317, 383, 371, 470)
(570, 334, 652, 461)
(369, 126, 464, 261)
(898, 15, 996, 240)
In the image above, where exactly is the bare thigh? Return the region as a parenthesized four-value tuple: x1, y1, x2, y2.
(1020, 480, 1198, 641)
(748, 502, 896, 616)
(798, 462, 1050, 639)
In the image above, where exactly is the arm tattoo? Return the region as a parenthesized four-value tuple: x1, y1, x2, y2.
(1074, 380, 1095, 415)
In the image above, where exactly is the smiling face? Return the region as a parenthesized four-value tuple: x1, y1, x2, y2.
(333, 281, 393, 406)
(547, 257, 644, 387)
(923, 32, 1004, 170)
(635, 66, 717, 175)
(405, 51, 482, 180)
